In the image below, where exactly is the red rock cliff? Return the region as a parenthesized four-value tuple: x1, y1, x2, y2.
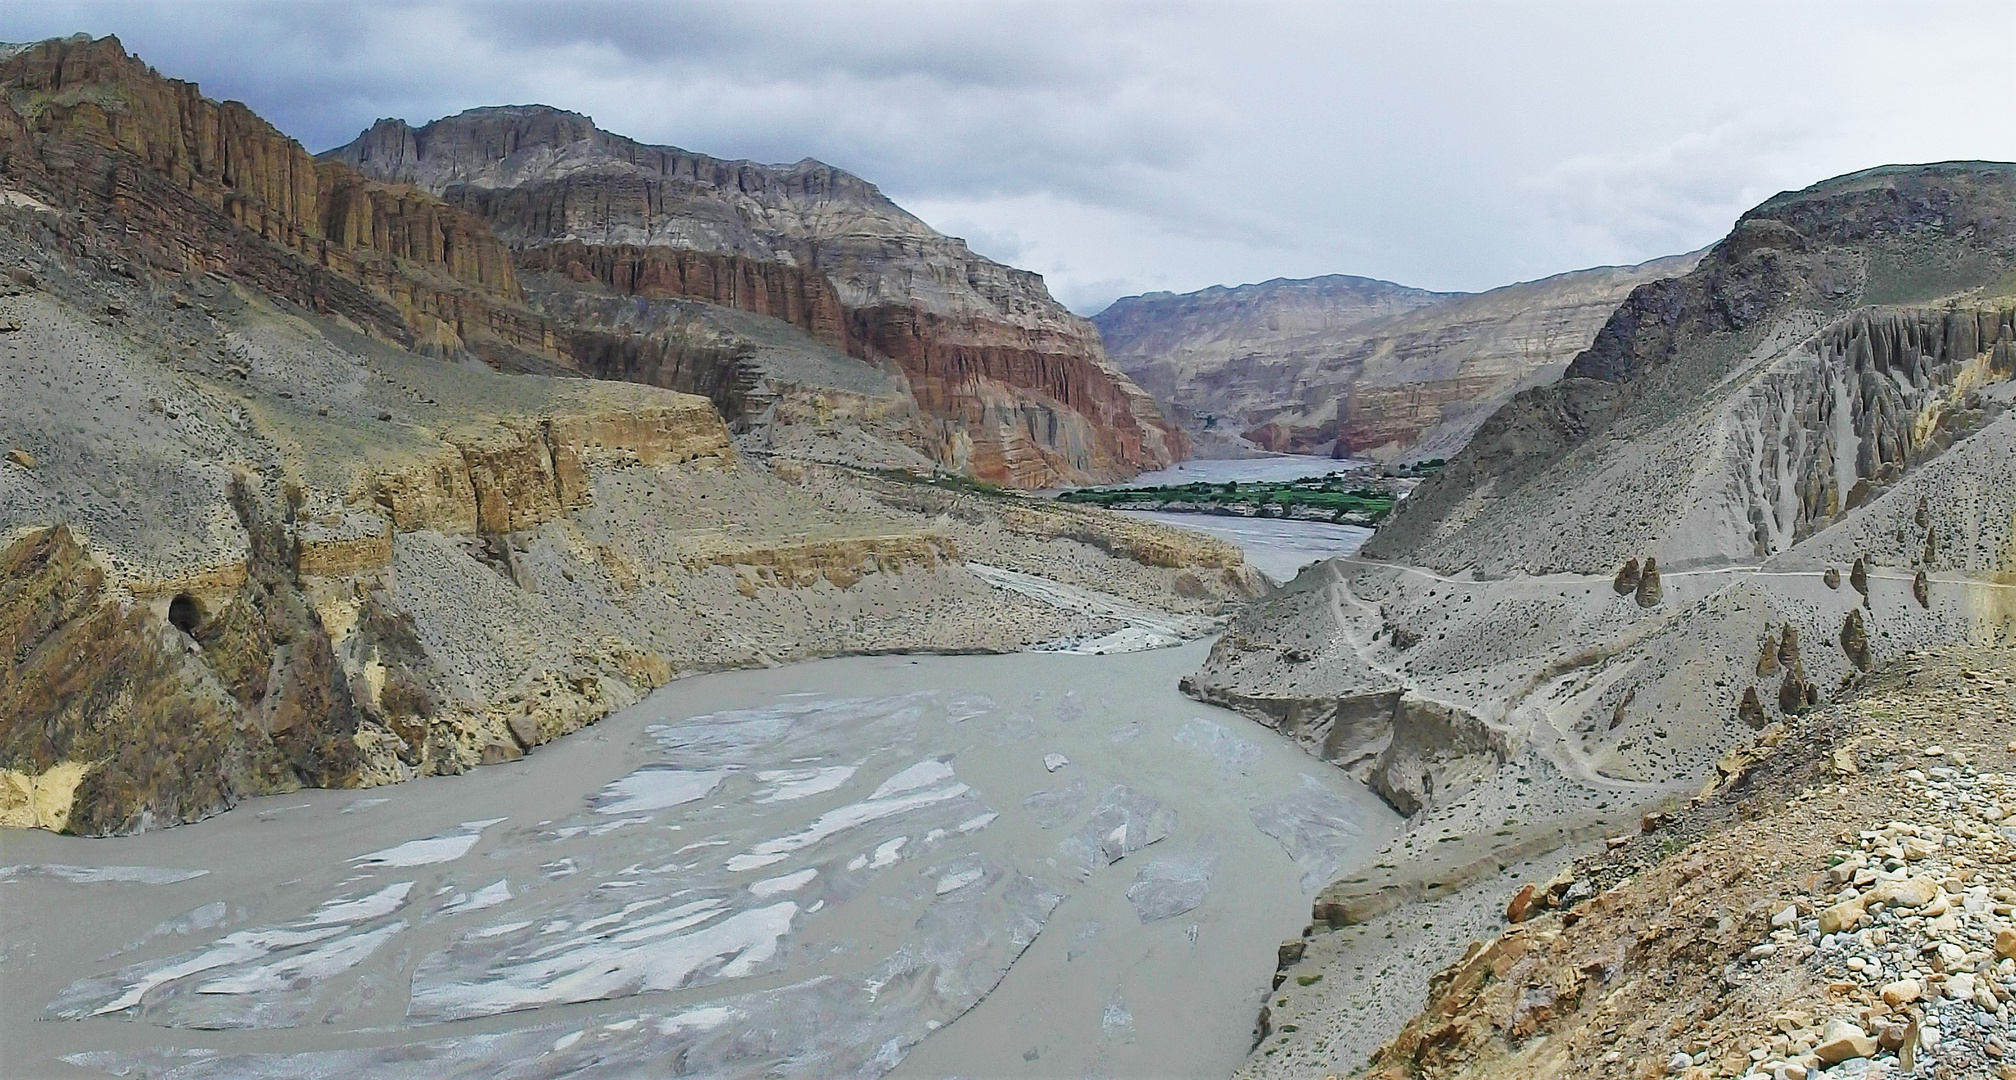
(330, 107, 1185, 485)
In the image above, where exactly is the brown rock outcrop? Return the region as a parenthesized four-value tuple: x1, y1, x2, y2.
(1841, 607, 1872, 670)
(361, 401, 733, 536)
(1757, 628, 1781, 677)
(1633, 556, 1663, 607)
(1611, 557, 1640, 595)
(1779, 666, 1810, 714)
(1738, 685, 1769, 728)
(1, 500, 361, 835)
(0, 36, 552, 362)
(329, 106, 1182, 486)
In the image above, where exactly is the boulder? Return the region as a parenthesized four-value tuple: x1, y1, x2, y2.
(1867, 876, 1939, 908)
(1818, 900, 1866, 934)
(1613, 557, 1641, 595)
(1813, 1018, 1877, 1064)
(1881, 978, 1922, 1006)
(1840, 608, 1871, 671)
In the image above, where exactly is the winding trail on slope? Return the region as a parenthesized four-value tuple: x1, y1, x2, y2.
(1304, 555, 2014, 798)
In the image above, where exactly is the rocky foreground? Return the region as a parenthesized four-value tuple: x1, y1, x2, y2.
(1345, 644, 2016, 1080)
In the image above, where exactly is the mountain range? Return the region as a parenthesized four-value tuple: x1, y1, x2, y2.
(1096, 252, 1702, 460)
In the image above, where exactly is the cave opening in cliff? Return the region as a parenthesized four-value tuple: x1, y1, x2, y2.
(168, 593, 203, 637)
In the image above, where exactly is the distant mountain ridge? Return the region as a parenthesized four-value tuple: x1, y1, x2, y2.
(1094, 253, 1701, 460)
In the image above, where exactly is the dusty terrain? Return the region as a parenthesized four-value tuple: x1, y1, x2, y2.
(1206, 163, 2016, 1078)
(1352, 643, 2016, 1080)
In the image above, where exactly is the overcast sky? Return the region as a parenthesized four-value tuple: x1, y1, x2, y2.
(15, 1, 2016, 313)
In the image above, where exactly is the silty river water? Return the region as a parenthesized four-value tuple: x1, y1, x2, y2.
(2, 634, 1398, 1079)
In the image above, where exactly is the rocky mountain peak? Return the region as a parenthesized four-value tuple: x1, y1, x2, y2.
(334, 106, 612, 190)
(325, 106, 921, 239)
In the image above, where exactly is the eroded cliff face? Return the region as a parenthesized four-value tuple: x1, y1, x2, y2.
(1093, 256, 1698, 461)
(1369, 163, 2016, 575)
(328, 106, 1183, 486)
(1210, 165, 2016, 1078)
(517, 240, 855, 354)
(0, 35, 554, 366)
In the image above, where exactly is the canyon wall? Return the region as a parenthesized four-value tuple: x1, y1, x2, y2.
(0, 35, 556, 365)
(329, 107, 1183, 486)
(1094, 255, 1699, 460)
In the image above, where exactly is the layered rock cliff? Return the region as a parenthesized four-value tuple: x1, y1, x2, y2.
(328, 106, 1183, 486)
(1094, 254, 1699, 460)
(0, 35, 557, 367)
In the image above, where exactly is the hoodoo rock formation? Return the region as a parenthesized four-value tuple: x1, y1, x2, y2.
(1093, 254, 1699, 461)
(328, 106, 1182, 487)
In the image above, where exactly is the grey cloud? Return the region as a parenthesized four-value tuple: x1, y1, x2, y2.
(12, 1, 2016, 314)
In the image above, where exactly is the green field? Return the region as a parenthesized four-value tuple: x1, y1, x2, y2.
(1057, 475, 1403, 524)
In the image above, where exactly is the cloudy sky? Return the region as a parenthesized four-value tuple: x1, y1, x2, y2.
(15, 1, 2016, 313)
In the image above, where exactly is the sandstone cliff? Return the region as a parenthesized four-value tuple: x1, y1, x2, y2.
(0, 35, 557, 367)
(1094, 255, 1699, 460)
(327, 106, 1183, 486)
